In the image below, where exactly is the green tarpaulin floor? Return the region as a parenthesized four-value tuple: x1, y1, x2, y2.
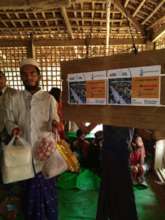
(0, 171, 165, 220)
(134, 184, 165, 220)
(58, 186, 165, 220)
(57, 170, 165, 220)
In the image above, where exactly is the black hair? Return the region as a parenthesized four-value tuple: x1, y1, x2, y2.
(49, 87, 61, 102)
(0, 71, 5, 77)
(95, 130, 103, 140)
(76, 129, 84, 138)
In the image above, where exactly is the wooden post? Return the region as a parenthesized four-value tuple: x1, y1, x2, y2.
(27, 34, 35, 58)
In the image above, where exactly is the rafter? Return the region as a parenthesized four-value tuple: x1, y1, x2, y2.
(113, 0, 145, 36)
(142, 0, 165, 25)
(52, 11, 60, 32)
(15, 12, 23, 28)
(120, 0, 128, 28)
(0, 37, 145, 47)
(33, 12, 41, 28)
(72, 2, 79, 27)
(41, 12, 51, 33)
(0, 0, 71, 9)
(0, 17, 126, 23)
(149, 15, 165, 29)
(60, 6, 73, 39)
(152, 24, 165, 42)
(0, 20, 8, 28)
(6, 13, 17, 28)
(106, 0, 112, 55)
(0, 0, 163, 42)
(132, 0, 146, 17)
(25, 12, 33, 28)
(124, 0, 130, 8)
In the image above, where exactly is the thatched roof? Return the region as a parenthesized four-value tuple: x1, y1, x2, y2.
(0, 0, 164, 44)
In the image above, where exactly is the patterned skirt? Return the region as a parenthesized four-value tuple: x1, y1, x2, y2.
(21, 172, 58, 220)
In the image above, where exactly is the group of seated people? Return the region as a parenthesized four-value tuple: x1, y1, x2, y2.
(71, 128, 103, 176)
(71, 127, 154, 186)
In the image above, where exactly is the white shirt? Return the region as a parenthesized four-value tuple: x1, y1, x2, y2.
(6, 89, 60, 173)
(0, 86, 17, 133)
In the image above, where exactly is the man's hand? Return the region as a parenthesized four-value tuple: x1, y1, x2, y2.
(52, 120, 59, 134)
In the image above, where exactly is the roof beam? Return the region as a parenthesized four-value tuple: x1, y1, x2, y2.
(60, 6, 73, 39)
(124, 0, 130, 8)
(80, 1, 84, 27)
(152, 24, 165, 42)
(33, 12, 41, 28)
(37, 38, 146, 46)
(0, 38, 145, 47)
(41, 12, 51, 33)
(106, 0, 112, 55)
(72, 3, 79, 27)
(113, 0, 145, 36)
(15, 12, 24, 27)
(0, 17, 126, 23)
(132, 0, 146, 17)
(52, 12, 60, 32)
(142, 0, 165, 25)
(6, 13, 17, 28)
(0, 20, 8, 28)
(0, 0, 70, 9)
(25, 12, 33, 28)
(149, 15, 165, 29)
(121, 0, 131, 27)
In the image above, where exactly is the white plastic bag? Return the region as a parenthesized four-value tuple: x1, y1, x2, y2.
(2, 136, 34, 184)
(34, 132, 56, 161)
(39, 132, 79, 179)
(39, 132, 68, 178)
(42, 147, 68, 178)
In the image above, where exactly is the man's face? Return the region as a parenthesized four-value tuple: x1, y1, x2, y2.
(21, 65, 40, 91)
(0, 74, 6, 90)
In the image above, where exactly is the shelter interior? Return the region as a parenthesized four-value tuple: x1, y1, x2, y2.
(0, 0, 165, 220)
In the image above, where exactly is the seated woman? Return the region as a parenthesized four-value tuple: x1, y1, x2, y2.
(129, 133, 146, 185)
(72, 129, 90, 167)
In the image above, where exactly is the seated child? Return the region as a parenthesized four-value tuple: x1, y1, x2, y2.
(130, 134, 146, 185)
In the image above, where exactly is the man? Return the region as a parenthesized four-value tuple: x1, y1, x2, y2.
(5, 58, 60, 220)
(0, 71, 17, 146)
(96, 125, 138, 220)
